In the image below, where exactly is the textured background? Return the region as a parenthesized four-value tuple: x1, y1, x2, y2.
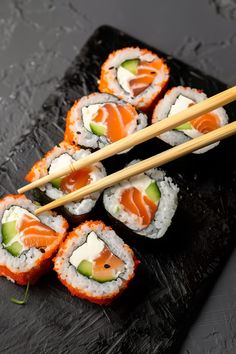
(0, 0, 236, 353)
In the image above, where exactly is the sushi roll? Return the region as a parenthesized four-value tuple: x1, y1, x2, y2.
(103, 162, 179, 239)
(54, 221, 139, 304)
(152, 86, 229, 154)
(64, 92, 148, 152)
(99, 47, 169, 111)
(25, 141, 106, 224)
(0, 194, 68, 285)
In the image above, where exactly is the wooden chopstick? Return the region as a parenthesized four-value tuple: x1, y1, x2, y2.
(34, 121, 236, 215)
(18, 86, 236, 194)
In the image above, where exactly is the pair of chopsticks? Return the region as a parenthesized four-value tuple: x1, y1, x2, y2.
(18, 86, 236, 215)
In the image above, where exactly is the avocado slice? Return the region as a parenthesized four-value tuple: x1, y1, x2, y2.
(145, 181, 161, 203)
(90, 122, 106, 136)
(121, 59, 139, 75)
(1, 220, 17, 245)
(113, 205, 120, 214)
(92, 273, 115, 283)
(77, 260, 93, 278)
(77, 260, 115, 283)
(175, 122, 192, 130)
(51, 177, 63, 189)
(6, 241, 22, 257)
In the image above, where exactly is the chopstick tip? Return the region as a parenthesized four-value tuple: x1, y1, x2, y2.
(17, 187, 24, 194)
(34, 208, 41, 216)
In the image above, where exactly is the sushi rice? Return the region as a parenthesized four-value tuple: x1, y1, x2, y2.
(26, 141, 106, 217)
(103, 161, 179, 239)
(152, 86, 229, 154)
(99, 47, 169, 111)
(64, 92, 148, 152)
(54, 221, 139, 304)
(0, 194, 68, 285)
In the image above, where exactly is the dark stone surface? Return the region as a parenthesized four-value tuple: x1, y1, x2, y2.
(0, 1, 236, 353)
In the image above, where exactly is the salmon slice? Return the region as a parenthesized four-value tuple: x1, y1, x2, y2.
(139, 59, 162, 72)
(92, 103, 138, 142)
(105, 104, 126, 142)
(121, 187, 158, 226)
(60, 167, 92, 194)
(93, 106, 106, 123)
(120, 188, 140, 216)
(128, 59, 162, 97)
(133, 188, 151, 226)
(129, 76, 154, 96)
(143, 195, 157, 217)
(117, 104, 136, 125)
(19, 214, 58, 248)
(93, 246, 125, 279)
(191, 112, 220, 133)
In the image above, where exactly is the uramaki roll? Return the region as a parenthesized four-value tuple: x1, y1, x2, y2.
(54, 220, 139, 304)
(0, 194, 68, 285)
(25, 141, 106, 224)
(64, 92, 148, 153)
(152, 86, 229, 154)
(99, 47, 169, 111)
(103, 161, 179, 239)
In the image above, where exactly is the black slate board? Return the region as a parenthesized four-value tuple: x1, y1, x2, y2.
(0, 26, 236, 354)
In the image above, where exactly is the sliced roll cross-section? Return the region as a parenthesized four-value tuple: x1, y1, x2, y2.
(152, 86, 229, 154)
(103, 161, 179, 239)
(54, 221, 139, 304)
(64, 92, 148, 152)
(0, 194, 68, 285)
(25, 141, 106, 223)
(99, 47, 169, 111)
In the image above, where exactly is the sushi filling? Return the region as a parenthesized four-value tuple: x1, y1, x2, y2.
(152, 86, 229, 154)
(70, 231, 126, 283)
(42, 152, 105, 215)
(169, 94, 220, 138)
(81, 102, 138, 143)
(117, 58, 161, 96)
(65, 93, 148, 151)
(113, 174, 161, 231)
(104, 164, 179, 239)
(1, 206, 57, 257)
(48, 153, 93, 193)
